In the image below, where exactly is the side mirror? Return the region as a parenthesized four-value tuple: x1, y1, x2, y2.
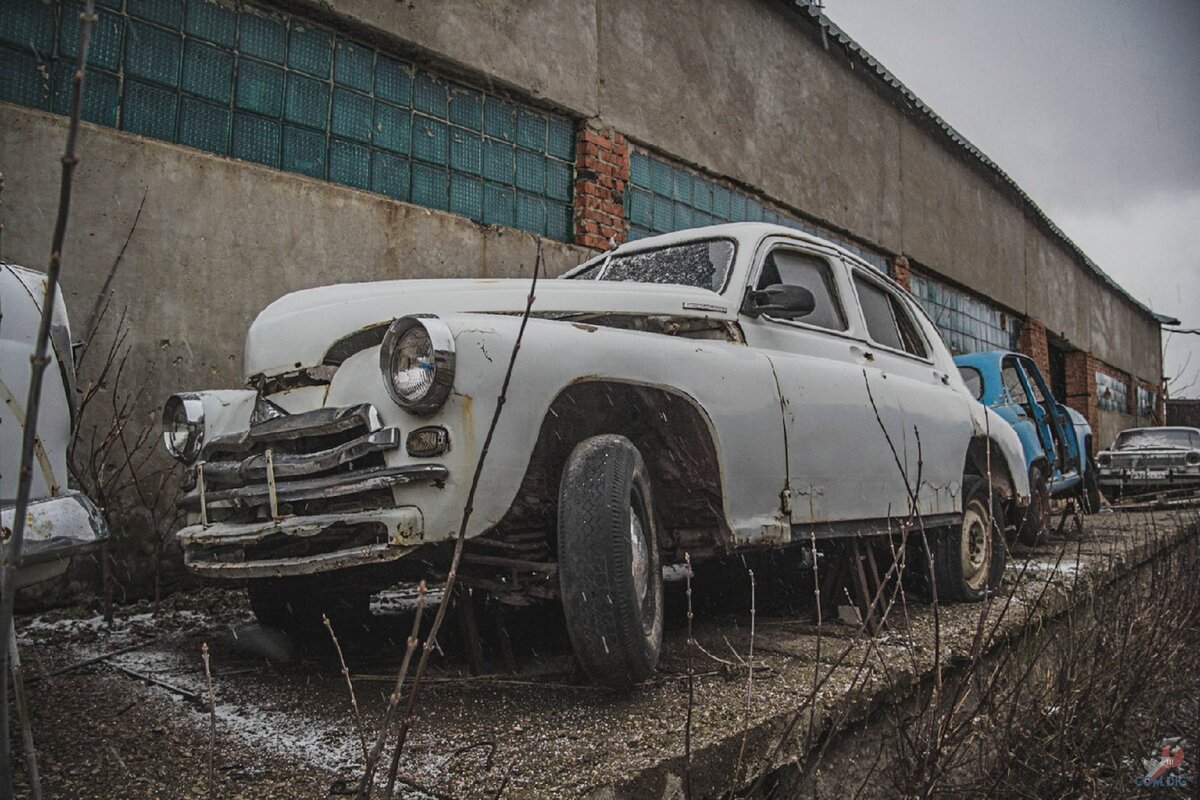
(741, 284, 816, 320)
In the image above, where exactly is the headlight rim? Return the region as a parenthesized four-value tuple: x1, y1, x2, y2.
(379, 315, 456, 415)
(162, 393, 206, 463)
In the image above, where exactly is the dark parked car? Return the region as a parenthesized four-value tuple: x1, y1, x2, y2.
(1096, 427, 1200, 499)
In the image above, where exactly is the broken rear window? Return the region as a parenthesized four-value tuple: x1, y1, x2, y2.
(569, 240, 736, 292)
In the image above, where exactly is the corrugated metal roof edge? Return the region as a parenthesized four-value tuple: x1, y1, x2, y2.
(781, 1, 1165, 324)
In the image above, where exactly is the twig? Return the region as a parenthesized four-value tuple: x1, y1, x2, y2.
(325, 614, 369, 764)
(8, 632, 41, 800)
(202, 642, 216, 799)
(732, 568, 756, 787)
(683, 552, 694, 800)
(77, 188, 146, 364)
(29, 637, 163, 682)
(0, 5, 97, 793)
(382, 240, 544, 795)
(357, 581, 427, 798)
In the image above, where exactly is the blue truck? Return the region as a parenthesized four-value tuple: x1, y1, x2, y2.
(954, 350, 1101, 544)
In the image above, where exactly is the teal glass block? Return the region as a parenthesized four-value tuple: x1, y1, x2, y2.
(235, 59, 282, 116)
(482, 183, 514, 227)
(412, 71, 446, 118)
(282, 124, 325, 178)
(239, 7, 285, 64)
(59, 3, 123, 70)
(516, 110, 546, 151)
(121, 79, 178, 140)
(629, 152, 650, 187)
(546, 116, 574, 161)
(0, 45, 49, 109)
(411, 163, 448, 210)
(411, 115, 447, 165)
(629, 188, 653, 228)
(482, 139, 513, 184)
(128, 0, 182, 29)
(545, 159, 571, 202)
(179, 96, 230, 154)
(483, 98, 515, 142)
(288, 22, 332, 78)
(331, 88, 371, 142)
(448, 85, 481, 130)
(374, 55, 411, 106)
(764, 210, 779, 225)
(0, 0, 55, 53)
(284, 72, 328, 130)
(232, 112, 279, 166)
(515, 191, 545, 235)
(674, 203, 694, 229)
(126, 22, 182, 87)
(694, 211, 714, 227)
(672, 169, 692, 204)
(712, 186, 731, 219)
(652, 196, 673, 232)
(52, 63, 119, 125)
(333, 36, 372, 92)
(450, 174, 482, 221)
(693, 178, 712, 212)
(373, 102, 409, 154)
(371, 151, 409, 200)
(329, 138, 369, 189)
(746, 200, 764, 221)
(649, 158, 672, 197)
(185, 0, 237, 47)
(514, 150, 544, 193)
(450, 129, 481, 175)
(182, 40, 232, 103)
(628, 226, 651, 241)
(546, 203, 571, 241)
(730, 194, 746, 221)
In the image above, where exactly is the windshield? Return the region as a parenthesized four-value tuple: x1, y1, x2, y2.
(568, 240, 735, 292)
(1113, 429, 1200, 451)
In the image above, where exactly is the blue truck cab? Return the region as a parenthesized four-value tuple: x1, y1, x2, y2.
(954, 350, 1101, 542)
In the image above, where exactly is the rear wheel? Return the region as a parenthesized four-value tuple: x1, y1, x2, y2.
(558, 434, 663, 689)
(1080, 456, 1102, 514)
(1018, 463, 1050, 546)
(930, 476, 1005, 602)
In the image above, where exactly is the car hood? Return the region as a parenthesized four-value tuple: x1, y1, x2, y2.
(244, 278, 735, 378)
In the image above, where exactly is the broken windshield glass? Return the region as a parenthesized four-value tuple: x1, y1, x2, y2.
(1114, 429, 1200, 450)
(569, 240, 736, 292)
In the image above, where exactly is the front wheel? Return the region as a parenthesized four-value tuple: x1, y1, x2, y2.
(1018, 464, 1050, 546)
(929, 476, 1006, 603)
(1080, 457, 1102, 514)
(248, 577, 371, 638)
(558, 434, 663, 689)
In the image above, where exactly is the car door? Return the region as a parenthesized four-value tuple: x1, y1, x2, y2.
(738, 238, 912, 526)
(1018, 356, 1082, 485)
(847, 267, 972, 519)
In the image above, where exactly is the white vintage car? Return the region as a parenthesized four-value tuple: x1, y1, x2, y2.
(163, 223, 1029, 687)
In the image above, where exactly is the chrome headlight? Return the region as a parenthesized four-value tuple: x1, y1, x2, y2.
(379, 316, 455, 415)
(1097, 453, 1111, 468)
(162, 393, 205, 462)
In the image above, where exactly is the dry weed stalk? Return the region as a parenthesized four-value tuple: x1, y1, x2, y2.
(201, 642, 216, 798)
(324, 614, 369, 763)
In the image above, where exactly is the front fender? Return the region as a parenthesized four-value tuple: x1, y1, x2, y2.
(971, 404, 1031, 503)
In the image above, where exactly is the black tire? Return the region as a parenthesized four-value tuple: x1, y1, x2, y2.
(1080, 456, 1102, 514)
(558, 434, 663, 689)
(1018, 463, 1050, 546)
(248, 578, 371, 638)
(930, 476, 1006, 603)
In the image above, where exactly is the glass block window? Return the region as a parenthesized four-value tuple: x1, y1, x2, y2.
(909, 272, 1018, 355)
(1096, 372, 1130, 413)
(1136, 384, 1156, 417)
(0, 0, 575, 240)
(625, 148, 889, 272)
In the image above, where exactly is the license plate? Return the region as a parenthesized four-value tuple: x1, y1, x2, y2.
(1130, 469, 1166, 480)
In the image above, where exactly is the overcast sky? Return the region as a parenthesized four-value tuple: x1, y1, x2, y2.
(823, 0, 1200, 399)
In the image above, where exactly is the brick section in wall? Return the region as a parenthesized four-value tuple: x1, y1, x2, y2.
(1064, 351, 1099, 434)
(891, 256, 912, 292)
(574, 124, 629, 250)
(1016, 317, 1051, 379)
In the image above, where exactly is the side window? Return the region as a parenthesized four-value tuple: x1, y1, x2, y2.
(1002, 361, 1031, 407)
(958, 366, 983, 400)
(756, 250, 847, 331)
(853, 274, 928, 357)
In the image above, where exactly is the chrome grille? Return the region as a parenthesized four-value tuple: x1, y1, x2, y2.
(1110, 452, 1188, 470)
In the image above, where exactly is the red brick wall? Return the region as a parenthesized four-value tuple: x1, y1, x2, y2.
(1017, 317, 1051, 379)
(573, 124, 629, 250)
(891, 255, 912, 292)
(1064, 350, 1098, 432)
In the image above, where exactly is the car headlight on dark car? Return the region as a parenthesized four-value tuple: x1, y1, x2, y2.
(1097, 453, 1111, 468)
(162, 393, 205, 462)
(1187, 451, 1200, 466)
(379, 316, 455, 415)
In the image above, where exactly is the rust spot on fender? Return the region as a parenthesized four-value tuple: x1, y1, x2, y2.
(571, 323, 598, 333)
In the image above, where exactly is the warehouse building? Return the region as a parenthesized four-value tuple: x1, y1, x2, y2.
(0, 0, 1174, 450)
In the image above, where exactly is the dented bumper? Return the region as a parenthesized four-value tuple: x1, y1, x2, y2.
(2, 491, 109, 589)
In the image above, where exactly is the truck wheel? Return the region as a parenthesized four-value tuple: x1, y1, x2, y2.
(558, 434, 663, 689)
(1080, 457, 1102, 514)
(931, 476, 1005, 602)
(1018, 464, 1050, 546)
(248, 578, 370, 638)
